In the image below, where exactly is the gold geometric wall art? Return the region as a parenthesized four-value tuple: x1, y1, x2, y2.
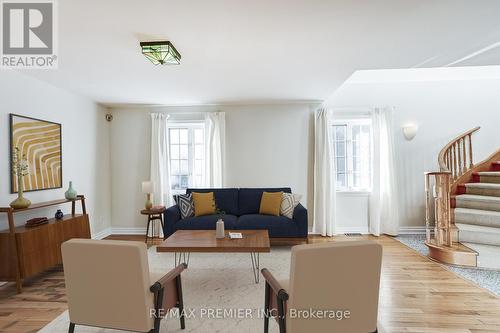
(10, 114, 62, 193)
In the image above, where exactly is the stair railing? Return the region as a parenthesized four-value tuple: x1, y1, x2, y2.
(426, 127, 481, 246)
(438, 126, 480, 179)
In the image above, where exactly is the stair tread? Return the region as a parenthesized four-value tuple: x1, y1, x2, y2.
(461, 242, 500, 269)
(454, 207, 500, 217)
(426, 239, 477, 254)
(462, 242, 500, 251)
(477, 171, 500, 176)
(465, 182, 500, 189)
(457, 223, 500, 247)
(456, 222, 500, 233)
(455, 194, 500, 203)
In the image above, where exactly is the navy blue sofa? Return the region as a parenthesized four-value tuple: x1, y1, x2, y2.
(163, 187, 308, 240)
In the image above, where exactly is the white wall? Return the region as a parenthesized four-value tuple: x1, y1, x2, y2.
(109, 104, 318, 230)
(224, 105, 315, 208)
(330, 76, 500, 228)
(0, 71, 111, 236)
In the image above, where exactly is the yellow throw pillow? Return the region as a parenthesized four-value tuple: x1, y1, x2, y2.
(192, 192, 216, 217)
(259, 191, 283, 216)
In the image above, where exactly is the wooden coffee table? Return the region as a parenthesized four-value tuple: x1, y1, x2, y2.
(157, 230, 270, 283)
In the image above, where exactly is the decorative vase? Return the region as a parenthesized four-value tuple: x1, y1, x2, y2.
(10, 174, 31, 209)
(55, 209, 64, 219)
(65, 181, 77, 200)
(216, 219, 225, 239)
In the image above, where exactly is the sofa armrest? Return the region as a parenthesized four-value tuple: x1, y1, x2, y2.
(293, 203, 308, 238)
(164, 205, 181, 238)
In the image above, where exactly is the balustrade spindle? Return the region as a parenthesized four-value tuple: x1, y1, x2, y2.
(446, 150, 451, 170)
(457, 140, 462, 175)
(452, 145, 457, 179)
(468, 134, 474, 169)
(462, 138, 467, 172)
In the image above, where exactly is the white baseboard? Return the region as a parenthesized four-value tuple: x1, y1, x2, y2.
(91, 227, 148, 239)
(92, 227, 164, 239)
(308, 226, 426, 235)
(307, 227, 369, 235)
(110, 227, 148, 235)
(398, 226, 426, 235)
(335, 227, 370, 234)
(91, 227, 112, 240)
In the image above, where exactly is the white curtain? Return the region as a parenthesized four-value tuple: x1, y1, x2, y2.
(369, 107, 399, 236)
(150, 113, 173, 207)
(203, 112, 225, 187)
(313, 108, 337, 236)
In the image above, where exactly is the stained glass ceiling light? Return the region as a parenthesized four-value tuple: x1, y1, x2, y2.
(140, 41, 181, 65)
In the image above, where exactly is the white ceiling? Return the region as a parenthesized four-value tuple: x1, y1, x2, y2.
(21, 0, 500, 106)
(344, 66, 500, 84)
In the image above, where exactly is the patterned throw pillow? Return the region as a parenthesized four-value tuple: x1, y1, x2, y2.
(280, 193, 302, 219)
(174, 193, 195, 219)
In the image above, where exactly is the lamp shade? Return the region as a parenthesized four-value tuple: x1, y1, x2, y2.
(142, 181, 153, 194)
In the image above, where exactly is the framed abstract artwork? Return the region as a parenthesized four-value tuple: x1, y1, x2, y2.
(10, 114, 62, 193)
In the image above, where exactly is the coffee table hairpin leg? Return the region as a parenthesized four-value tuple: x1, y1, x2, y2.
(174, 252, 260, 284)
(250, 252, 260, 283)
(175, 252, 190, 266)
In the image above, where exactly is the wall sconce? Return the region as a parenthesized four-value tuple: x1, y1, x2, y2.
(402, 124, 418, 141)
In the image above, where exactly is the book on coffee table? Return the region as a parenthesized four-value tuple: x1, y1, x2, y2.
(228, 232, 243, 239)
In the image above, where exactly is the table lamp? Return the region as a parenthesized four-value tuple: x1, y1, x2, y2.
(142, 181, 153, 210)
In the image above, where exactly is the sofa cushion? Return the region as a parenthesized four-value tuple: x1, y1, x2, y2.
(235, 214, 299, 238)
(175, 214, 238, 231)
(186, 188, 239, 216)
(238, 188, 291, 215)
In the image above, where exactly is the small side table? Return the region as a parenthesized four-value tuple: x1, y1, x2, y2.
(140, 207, 166, 244)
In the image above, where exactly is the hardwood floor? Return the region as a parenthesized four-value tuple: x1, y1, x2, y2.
(0, 266, 66, 333)
(0, 235, 499, 333)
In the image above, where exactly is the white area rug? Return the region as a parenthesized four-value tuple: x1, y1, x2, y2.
(39, 246, 291, 333)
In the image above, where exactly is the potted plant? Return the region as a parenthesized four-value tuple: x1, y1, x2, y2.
(10, 147, 31, 209)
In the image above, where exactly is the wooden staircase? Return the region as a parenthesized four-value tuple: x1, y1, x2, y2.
(425, 127, 500, 269)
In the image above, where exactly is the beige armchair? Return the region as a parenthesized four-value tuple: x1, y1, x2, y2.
(61, 239, 187, 333)
(261, 240, 382, 333)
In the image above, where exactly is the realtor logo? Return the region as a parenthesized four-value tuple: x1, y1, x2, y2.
(1, 0, 57, 68)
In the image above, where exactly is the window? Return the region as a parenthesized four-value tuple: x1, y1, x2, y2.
(168, 123, 205, 194)
(332, 119, 372, 191)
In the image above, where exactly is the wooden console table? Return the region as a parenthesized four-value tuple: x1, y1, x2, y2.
(0, 195, 90, 293)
